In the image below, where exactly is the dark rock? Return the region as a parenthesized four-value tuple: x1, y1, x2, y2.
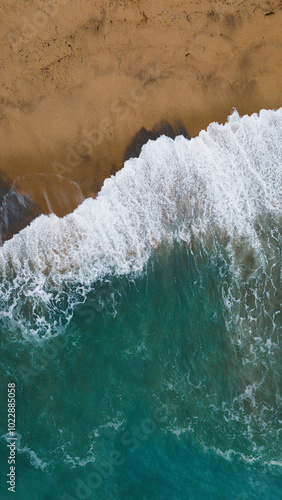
(124, 119, 190, 161)
(0, 172, 42, 246)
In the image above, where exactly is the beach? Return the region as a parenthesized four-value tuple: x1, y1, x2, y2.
(0, 0, 281, 222)
(0, 3, 282, 498)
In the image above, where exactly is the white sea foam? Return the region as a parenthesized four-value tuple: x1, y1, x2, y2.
(0, 108, 281, 338)
(2, 432, 48, 470)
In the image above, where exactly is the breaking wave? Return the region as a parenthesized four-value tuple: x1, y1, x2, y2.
(0, 107, 281, 339)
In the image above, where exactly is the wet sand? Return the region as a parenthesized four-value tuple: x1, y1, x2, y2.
(0, 0, 281, 226)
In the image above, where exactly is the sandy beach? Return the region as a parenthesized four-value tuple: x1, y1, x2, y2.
(0, 0, 281, 223)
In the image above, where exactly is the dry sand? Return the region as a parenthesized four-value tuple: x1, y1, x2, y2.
(0, 0, 281, 217)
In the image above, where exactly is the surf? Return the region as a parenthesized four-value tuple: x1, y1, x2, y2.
(0, 107, 281, 339)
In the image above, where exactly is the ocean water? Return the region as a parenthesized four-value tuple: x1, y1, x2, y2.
(0, 108, 281, 499)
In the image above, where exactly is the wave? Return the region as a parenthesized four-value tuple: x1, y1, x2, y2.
(0, 107, 281, 339)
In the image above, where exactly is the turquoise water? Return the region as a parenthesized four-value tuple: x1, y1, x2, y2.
(0, 109, 281, 498)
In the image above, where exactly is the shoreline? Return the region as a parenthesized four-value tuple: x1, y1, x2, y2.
(0, 0, 281, 239)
